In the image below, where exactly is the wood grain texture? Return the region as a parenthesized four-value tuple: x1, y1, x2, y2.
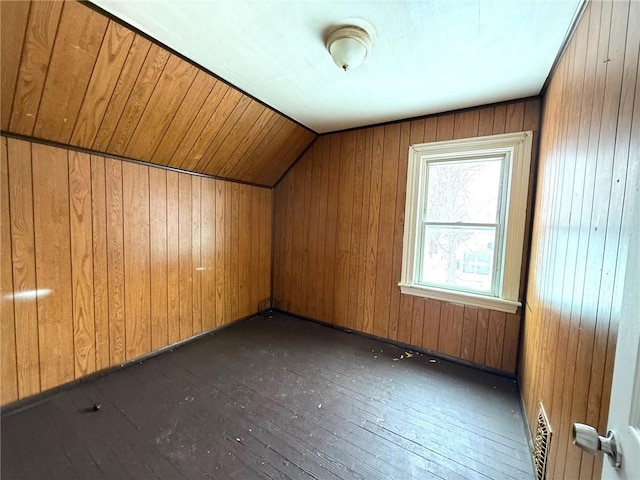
(166, 171, 181, 343)
(108, 44, 170, 156)
(149, 168, 169, 351)
(91, 34, 152, 151)
(1, 136, 271, 405)
(0, 0, 315, 186)
(273, 99, 539, 373)
(105, 158, 126, 364)
(8, 1, 63, 136)
(122, 162, 151, 358)
(69, 150, 97, 378)
(90, 155, 110, 371)
(0, 1, 30, 130)
(1, 139, 18, 404)
(149, 71, 216, 166)
(32, 0, 109, 143)
(70, 22, 136, 149)
(178, 174, 193, 340)
(191, 177, 202, 334)
(201, 178, 216, 331)
(124, 54, 198, 161)
(31, 143, 75, 391)
(520, 1, 639, 478)
(7, 138, 40, 398)
(214, 180, 227, 327)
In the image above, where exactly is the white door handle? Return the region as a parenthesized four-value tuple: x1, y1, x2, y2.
(572, 423, 622, 468)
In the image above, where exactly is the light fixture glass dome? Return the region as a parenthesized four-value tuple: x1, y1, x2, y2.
(326, 25, 372, 71)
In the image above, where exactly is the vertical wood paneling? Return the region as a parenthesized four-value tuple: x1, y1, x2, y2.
(315, 141, 330, 321)
(485, 310, 506, 369)
(363, 128, 382, 334)
(196, 95, 253, 172)
(9, 1, 63, 136)
(178, 174, 193, 340)
(32, 143, 74, 390)
(1, 139, 18, 404)
(0, 1, 30, 130)
(345, 132, 364, 330)
(474, 309, 490, 365)
(334, 131, 355, 329)
(214, 180, 227, 326)
(388, 122, 411, 341)
(150, 72, 217, 166)
(90, 155, 110, 370)
(32, 1, 109, 143)
(122, 162, 151, 359)
(520, 0, 639, 478)
(460, 306, 478, 362)
(238, 185, 252, 318)
(92, 35, 152, 151)
(373, 124, 400, 339)
(108, 45, 170, 156)
(260, 188, 271, 307)
(289, 159, 306, 315)
(69, 151, 96, 378)
(71, 22, 136, 148)
(105, 158, 126, 364)
(1, 136, 271, 405)
(192, 177, 202, 334)
(421, 298, 441, 352)
(6, 132, 38, 395)
(149, 168, 168, 351)
(1, 0, 316, 186)
(250, 188, 262, 313)
(167, 82, 232, 170)
(229, 184, 240, 320)
(201, 179, 216, 330)
(166, 171, 180, 343)
(203, 101, 267, 176)
(274, 99, 539, 372)
(125, 55, 198, 161)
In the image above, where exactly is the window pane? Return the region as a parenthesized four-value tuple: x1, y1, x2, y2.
(425, 158, 502, 223)
(420, 225, 496, 293)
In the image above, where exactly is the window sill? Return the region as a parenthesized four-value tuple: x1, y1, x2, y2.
(398, 283, 521, 314)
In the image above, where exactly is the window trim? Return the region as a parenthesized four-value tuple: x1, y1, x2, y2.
(399, 131, 533, 314)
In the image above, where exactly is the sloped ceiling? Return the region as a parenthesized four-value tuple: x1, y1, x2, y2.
(92, 0, 582, 133)
(0, 1, 316, 187)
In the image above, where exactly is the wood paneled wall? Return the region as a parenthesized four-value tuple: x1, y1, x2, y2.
(0, 136, 272, 405)
(520, 0, 639, 478)
(0, 0, 315, 186)
(273, 99, 540, 374)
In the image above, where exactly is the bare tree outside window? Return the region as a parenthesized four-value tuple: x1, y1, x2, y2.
(420, 158, 502, 292)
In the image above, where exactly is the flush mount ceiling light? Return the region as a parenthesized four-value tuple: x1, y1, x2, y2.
(326, 25, 373, 71)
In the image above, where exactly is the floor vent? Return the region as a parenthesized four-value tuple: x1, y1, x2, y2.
(533, 403, 552, 480)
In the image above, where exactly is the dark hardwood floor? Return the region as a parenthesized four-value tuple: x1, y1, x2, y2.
(1, 313, 534, 479)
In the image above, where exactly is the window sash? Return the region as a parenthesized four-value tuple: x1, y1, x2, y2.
(400, 131, 533, 314)
(417, 223, 500, 296)
(415, 154, 509, 298)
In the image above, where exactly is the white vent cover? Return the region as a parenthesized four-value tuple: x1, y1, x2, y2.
(533, 403, 552, 479)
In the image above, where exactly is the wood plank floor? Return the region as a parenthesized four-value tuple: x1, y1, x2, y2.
(1, 312, 534, 479)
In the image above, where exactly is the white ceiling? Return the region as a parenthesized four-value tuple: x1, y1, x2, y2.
(91, 0, 582, 134)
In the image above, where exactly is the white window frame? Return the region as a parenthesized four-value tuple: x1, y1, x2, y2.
(399, 131, 533, 314)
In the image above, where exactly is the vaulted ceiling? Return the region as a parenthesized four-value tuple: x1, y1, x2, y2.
(93, 0, 582, 133)
(1, 1, 581, 187)
(0, 1, 316, 187)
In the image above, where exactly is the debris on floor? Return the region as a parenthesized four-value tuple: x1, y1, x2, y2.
(392, 351, 417, 361)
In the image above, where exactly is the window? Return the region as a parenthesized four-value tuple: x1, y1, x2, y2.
(399, 131, 533, 313)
